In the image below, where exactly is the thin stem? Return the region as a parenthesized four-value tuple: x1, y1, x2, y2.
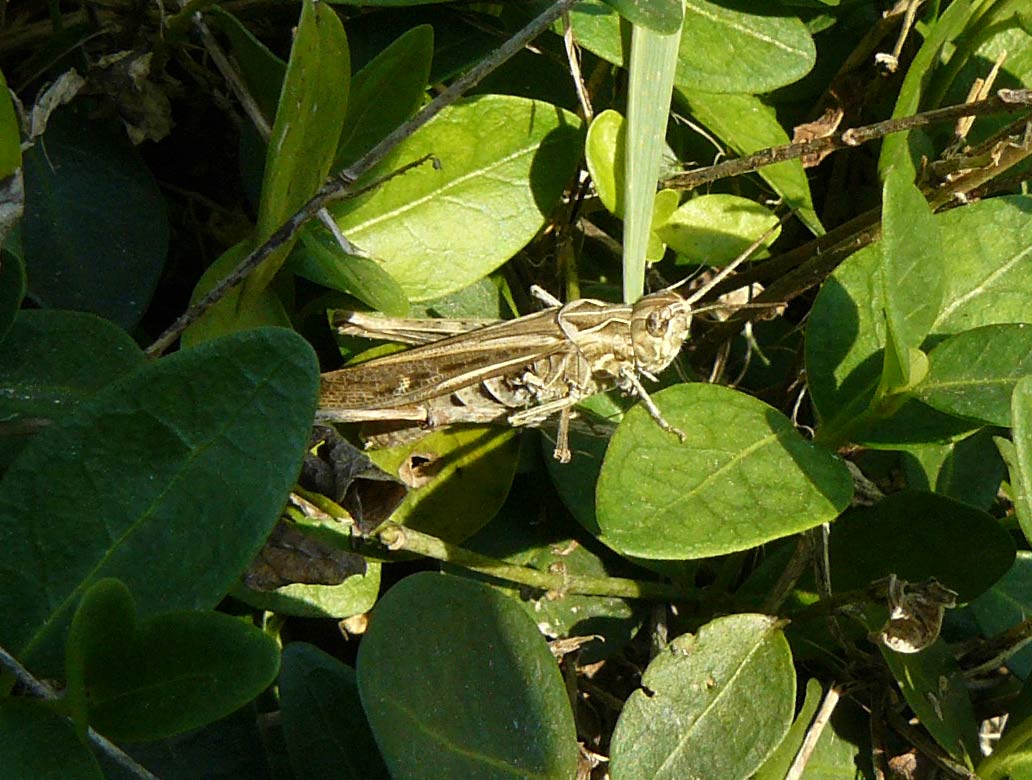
(374, 523, 694, 602)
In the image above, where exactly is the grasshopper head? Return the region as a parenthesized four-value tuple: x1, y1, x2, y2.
(629, 290, 692, 373)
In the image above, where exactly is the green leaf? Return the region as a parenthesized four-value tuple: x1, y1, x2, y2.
(366, 425, 519, 542)
(597, 384, 852, 559)
(828, 490, 1015, 602)
(280, 643, 389, 780)
(0, 328, 319, 672)
(751, 678, 822, 780)
(622, 19, 681, 301)
(0, 246, 25, 342)
(335, 25, 432, 168)
(1002, 375, 1032, 543)
(243, 0, 350, 301)
(658, 194, 779, 266)
(878, 0, 974, 177)
(0, 700, 103, 780)
(793, 700, 871, 779)
(208, 7, 286, 119)
(357, 572, 579, 780)
(916, 324, 1032, 427)
(181, 241, 292, 347)
(881, 639, 978, 765)
(970, 551, 1032, 679)
(676, 90, 823, 235)
(648, 188, 679, 262)
(585, 109, 627, 217)
(332, 94, 583, 301)
(21, 103, 168, 329)
(571, 0, 815, 94)
(0, 67, 21, 178)
(231, 559, 380, 619)
(291, 224, 409, 316)
(601, 0, 684, 34)
(84, 609, 280, 742)
(982, 680, 1032, 780)
(609, 614, 795, 780)
(806, 196, 1032, 446)
(879, 167, 943, 391)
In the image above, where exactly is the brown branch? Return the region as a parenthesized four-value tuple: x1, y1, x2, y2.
(662, 88, 1032, 192)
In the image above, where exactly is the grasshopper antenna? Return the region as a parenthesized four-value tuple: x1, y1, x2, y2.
(672, 209, 796, 309)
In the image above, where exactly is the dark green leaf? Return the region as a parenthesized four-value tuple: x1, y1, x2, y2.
(65, 578, 136, 733)
(21, 103, 168, 329)
(357, 572, 579, 780)
(0, 700, 103, 779)
(828, 490, 1014, 602)
(85, 610, 280, 742)
(597, 384, 852, 559)
(280, 643, 389, 780)
(0, 328, 318, 672)
(609, 614, 794, 780)
(0, 247, 24, 342)
(0, 310, 145, 421)
(332, 95, 583, 301)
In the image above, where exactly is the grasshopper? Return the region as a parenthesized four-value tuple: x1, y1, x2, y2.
(317, 224, 782, 462)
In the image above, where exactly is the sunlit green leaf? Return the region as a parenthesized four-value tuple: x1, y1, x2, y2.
(597, 384, 852, 559)
(610, 614, 794, 780)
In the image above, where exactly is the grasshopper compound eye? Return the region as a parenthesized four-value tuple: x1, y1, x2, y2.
(645, 309, 669, 337)
(630, 291, 693, 374)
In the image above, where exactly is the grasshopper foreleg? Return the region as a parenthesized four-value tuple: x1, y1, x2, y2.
(619, 367, 687, 443)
